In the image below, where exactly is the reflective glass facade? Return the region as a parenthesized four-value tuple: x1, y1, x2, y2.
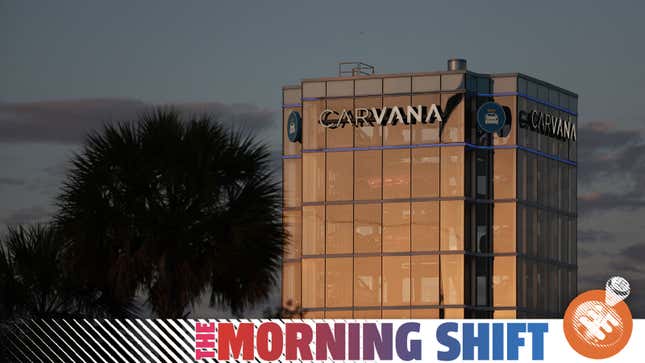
(282, 69, 577, 318)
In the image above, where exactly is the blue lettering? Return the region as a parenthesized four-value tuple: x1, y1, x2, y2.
(507, 323, 526, 360)
(527, 323, 548, 360)
(437, 323, 460, 361)
(463, 323, 489, 360)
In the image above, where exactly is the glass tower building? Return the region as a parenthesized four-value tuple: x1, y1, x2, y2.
(281, 60, 577, 319)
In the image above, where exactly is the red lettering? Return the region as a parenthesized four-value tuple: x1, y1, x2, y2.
(256, 322, 283, 361)
(285, 323, 313, 360)
(217, 323, 254, 360)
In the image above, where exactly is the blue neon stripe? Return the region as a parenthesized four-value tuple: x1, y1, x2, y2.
(282, 103, 301, 108)
(285, 143, 576, 166)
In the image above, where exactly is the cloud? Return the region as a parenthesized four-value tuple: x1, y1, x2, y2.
(578, 228, 613, 243)
(0, 177, 26, 187)
(577, 121, 645, 214)
(1, 205, 52, 226)
(0, 99, 278, 144)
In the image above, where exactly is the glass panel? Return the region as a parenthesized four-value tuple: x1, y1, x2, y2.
(354, 150, 382, 200)
(444, 308, 464, 319)
(355, 78, 382, 95)
(326, 204, 353, 254)
(354, 204, 381, 253)
(303, 206, 325, 255)
(326, 257, 353, 307)
(494, 310, 516, 319)
(440, 201, 464, 251)
(493, 96, 516, 145)
(383, 77, 411, 94)
(412, 148, 439, 197)
(493, 256, 516, 307)
(440, 147, 464, 197)
(354, 256, 381, 307)
(354, 309, 381, 318)
(326, 80, 353, 97)
(411, 309, 439, 318)
(302, 82, 325, 98)
(412, 75, 440, 92)
(383, 95, 411, 145)
(382, 309, 411, 319)
(326, 151, 353, 201)
(411, 94, 441, 144)
(282, 261, 301, 309)
(325, 310, 352, 318)
(354, 96, 383, 146)
(302, 258, 325, 308)
(492, 77, 516, 93)
(283, 107, 302, 155)
(326, 98, 354, 148)
(441, 74, 465, 90)
(411, 255, 439, 305)
(494, 149, 516, 200)
(283, 88, 300, 104)
(302, 100, 325, 149)
(412, 202, 439, 251)
(283, 210, 301, 259)
(440, 93, 464, 142)
(383, 202, 411, 252)
(383, 256, 410, 306)
(302, 311, 324, 319)
(383, 149, 410, 199)
(493, 202, 516, 253)
(283, 158, 301, 207)
(302, 152, 324, 202)
(440, 255, 464, 305)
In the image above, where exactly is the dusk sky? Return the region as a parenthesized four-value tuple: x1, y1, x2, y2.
(2, 0, 645, 316)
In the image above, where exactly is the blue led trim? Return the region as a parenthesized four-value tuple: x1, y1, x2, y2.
(282, 103, 302, 108)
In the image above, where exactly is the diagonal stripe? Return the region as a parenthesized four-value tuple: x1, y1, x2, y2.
(167, 319, 194, 348)
(82, 319, 128, 363)
(45, 320, 87, 362)
(135, 320, 185, 362)
(61, 319, 103, 363)
(13, 322, 45, 363)
(115, 319, 157, 362)
(62, 319, 107, 363)
(22, 320, 64, 362)
(29, 319, 69, 362)
(157, 319, 194, 357)
(91, 319, 136, 363)
(147, 319, 192, 361)
(125, 319, 170, 361)
(3, 329, 35, 363)
(73, 319, 117, 363)
(105, 320, 151, 363)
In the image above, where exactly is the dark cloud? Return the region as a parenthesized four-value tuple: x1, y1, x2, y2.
(1, 205, 52, 226)
(0, 99, 278, 144)
(0, 177, 26, 186)
(578, 228, 613, 243)
(577, 121, 645, 214)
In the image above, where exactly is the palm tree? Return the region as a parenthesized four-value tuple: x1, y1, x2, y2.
(0, 224, 136, 319)
(56, 109, 284, 317)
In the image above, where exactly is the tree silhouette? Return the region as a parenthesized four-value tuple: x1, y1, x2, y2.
(0, 224, 137, 320)
(56, 109, 284, 317)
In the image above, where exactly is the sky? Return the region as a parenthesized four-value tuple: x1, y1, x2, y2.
(1, 0, 645, 317)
